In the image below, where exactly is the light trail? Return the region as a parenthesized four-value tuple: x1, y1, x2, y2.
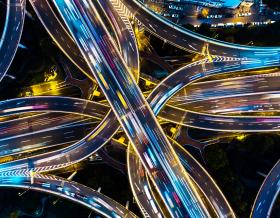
(0, 0, 26, 82)
(0, 0, 279, 217)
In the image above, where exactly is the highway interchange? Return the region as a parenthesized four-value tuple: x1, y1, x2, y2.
(0, 0, 279, 217)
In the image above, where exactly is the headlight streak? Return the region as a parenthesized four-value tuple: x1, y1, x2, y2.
(0, 0, 280, 217)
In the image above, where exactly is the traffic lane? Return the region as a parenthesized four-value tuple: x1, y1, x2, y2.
(169, 137, 235, 218)
(160, 105, 280, 132)
(29, 0, 94, 81)
(0, 97, 119, 176)
(96, 0, 139, 81)
(0, 113, 94, 139)
(251, 160, 280, 218)
(0, 96, 108, 118)
(0, 0, 26, 81)
(55, 0, 210, 216)
(127, 143, 165, 218)
(0, 174, 137, 218)
(0, 118, 98, 158)
(176, 92, 280, 114)
(121, 0, 280, 59)
(171, 72, 280, 105)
